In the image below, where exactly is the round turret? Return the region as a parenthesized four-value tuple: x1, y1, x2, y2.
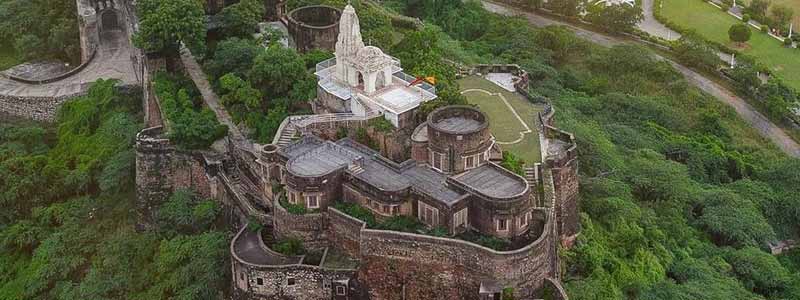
(426, 106, 493, 174)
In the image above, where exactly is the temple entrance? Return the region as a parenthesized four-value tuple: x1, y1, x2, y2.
(100, 10, 120, 32)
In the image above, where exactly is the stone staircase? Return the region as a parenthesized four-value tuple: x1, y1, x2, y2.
(348, 163, 365, 175)
(276, 123, 297, 147)
(524, 166, 538, 185)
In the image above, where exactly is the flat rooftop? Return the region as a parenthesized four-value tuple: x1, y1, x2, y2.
(281, 136, 465, 205)
(451, 164, 528, 199)
(433, 117, 483, 133)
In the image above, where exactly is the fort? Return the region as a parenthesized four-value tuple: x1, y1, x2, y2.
(1, 1, 580, 299)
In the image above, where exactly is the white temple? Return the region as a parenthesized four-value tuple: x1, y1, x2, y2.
(314, 5, 437, 128)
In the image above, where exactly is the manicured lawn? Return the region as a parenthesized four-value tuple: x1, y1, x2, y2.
(662, 0, 800, 90)
(0, 47, 20, 70)
(457, 76, 544, 164)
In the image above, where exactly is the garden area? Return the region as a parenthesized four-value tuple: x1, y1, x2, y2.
(661, 0, 800, 89)
(458, 76, 544, 164)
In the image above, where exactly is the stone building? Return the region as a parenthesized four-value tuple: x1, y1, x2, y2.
(135, 4, 579, 300)
(313, 5, 437, 129)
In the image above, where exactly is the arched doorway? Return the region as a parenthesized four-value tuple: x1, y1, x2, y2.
(100, 10, 120, 32)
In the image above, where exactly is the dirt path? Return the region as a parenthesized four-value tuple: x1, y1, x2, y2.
(481, 0, 800, 157)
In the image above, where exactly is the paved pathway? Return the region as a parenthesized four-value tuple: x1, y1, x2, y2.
(482, 0, 800, 157)
(637, 0, 680, 41)
(0, 30, 137, 97)
(179, 46, 250, 149)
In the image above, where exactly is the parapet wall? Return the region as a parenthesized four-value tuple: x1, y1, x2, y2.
(273, 200, 329, 249)
(286, 5, 341, 53)
(134, 126, 215, 229)
(0, 93, 84, 122)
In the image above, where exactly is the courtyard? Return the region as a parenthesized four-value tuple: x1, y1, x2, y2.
(457, 76, 544, 164)
(662, 0, 800, 89)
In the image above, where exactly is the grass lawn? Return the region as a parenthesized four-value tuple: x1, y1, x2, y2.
(0, 47, 20, 70)
(457, 76, 544, 164)
(662, 0, 800, 90)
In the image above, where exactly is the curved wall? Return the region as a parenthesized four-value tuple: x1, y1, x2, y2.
(287, 6, 341, 53)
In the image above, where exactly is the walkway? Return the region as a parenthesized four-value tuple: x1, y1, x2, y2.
(637, 0, 680, 41)
(0, 30, 137, 97)
(179, 46, 249, 148)
(481, 0, 800, 158)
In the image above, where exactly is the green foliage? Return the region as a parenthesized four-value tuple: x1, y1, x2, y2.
(205, 37, 262, 82)
(726, 247, 791, 296)
(586, 3, 644, 34)
(280, 198, 309, 215)
(374, 216, 426, 233)
(673, 32, 722, 73)
(249, 45, 314, 102)
(134, 0, 206, 54)
(728, 23, 752, 44)
(333, 202, 377, 227)
(153, 72, 229, 149)
(368, 117, 394, 133)
(0, 0, 80, 63)
(547, 0, 588, 17)
(219, 73, 263, 120)
(500, 151, 525, 175)
(0, 80, 229, 300)
(220, 0, 265, 37)
(273, 238, 305, 256)
(502, 287, 515, 300)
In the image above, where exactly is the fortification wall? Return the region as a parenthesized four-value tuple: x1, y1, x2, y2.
(134, 126, 215, 229)
(0, 94, 83, 122)
(326, 208, 365, 257)
(273, 200, 329, 249)
(286, 6, 341, 53)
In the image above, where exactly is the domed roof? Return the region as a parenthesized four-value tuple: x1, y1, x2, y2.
(356, 46, 385, 61)
(355, 46, 392, 72)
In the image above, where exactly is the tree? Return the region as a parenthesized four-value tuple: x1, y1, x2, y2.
(500, 151, 525, 175)
(219, 73, 263, 118)
(248, 45, 310, 100)
(205, 37, 262, 82)
(548, 0, 588, 17)
(726, 247, 791, 296)
(673, 32, 721, 73)
(728, 23, 752, 45)
(221, 0, 265, 37)
(587, 3, 644, 34)
(133, 0, 206, 54)
(746, 0, 770, 19)
(770, 5, 794, 30)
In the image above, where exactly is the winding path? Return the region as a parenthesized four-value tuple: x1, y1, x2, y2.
(0, 30, 137, 97)
(637, 0, 680, 41)
(481, 0, 800, 157)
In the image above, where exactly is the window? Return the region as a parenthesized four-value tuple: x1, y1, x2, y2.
(323, 280, 331, 289)
(419, 202, 439, 226)
(306, 195, 319, 208)
(240, 273, 245, 281)
(392, 206, 400, 215)
(497, 219, 509, 231)
(431, 151, 444, 171)
(382, 205, 390, 214)
(453, 208, 468, 228)
(465, 155, 476, 170)
(336, 285, 347, 295)
(519, 213, 529, 228)
(287, 277, 296, 286)
(289, 192, 297, 204)
(257, 278, 264, 285)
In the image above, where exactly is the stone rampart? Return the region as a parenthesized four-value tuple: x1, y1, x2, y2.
(286, 5, 341, 53)
(0, 93, 84, 122)
(134, 126, 215, 229)
(273, 200, 329, 249)
(326, 208, 366, 257)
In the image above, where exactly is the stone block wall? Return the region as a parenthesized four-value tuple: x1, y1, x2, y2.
(286, 6, 341, 53)
(327, 208, 366, 257)
(273, 200, 329, 249)
(0, 94, 82, 122)
(232, 260, 356, 300)
(135, 126, 214, 229)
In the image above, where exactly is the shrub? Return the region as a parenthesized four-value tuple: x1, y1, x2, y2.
(273, 238, 305, 256)
(783, 37, 793, 47)
(280, 199, 308, 214)
(375, 216, 426, 233)
(333, 202, 377, 227)
(369, 117, 394, 133)
(761, 25, 769, 33)
(742, 14, 750, 22)
(721, 4, 731, 12)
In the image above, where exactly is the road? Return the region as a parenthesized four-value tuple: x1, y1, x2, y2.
(637, 0, 680, 41)
(481, 0, 800, 158)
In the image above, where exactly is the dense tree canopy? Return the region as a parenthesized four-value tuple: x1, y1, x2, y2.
(0, 0, 80, 63)
(134, 0, 206, 54)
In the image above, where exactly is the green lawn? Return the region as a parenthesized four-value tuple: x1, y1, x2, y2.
(457, 76, 544, 164)
(662, 0, 800, 90)
(0, 47, 20, 70)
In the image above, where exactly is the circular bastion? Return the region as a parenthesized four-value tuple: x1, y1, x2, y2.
(427, 105, 492, 174)
(287, 5, 341, 53)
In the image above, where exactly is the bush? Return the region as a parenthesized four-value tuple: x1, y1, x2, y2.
(742, 14, 750, 22)
(761, 25, 769, 33)
(375, 216, 426, 233)
(280, 198, 308, 214)
(273, 238, 305, 256)
(783, 37, 793, 47)
(333, 202, 377, 227)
